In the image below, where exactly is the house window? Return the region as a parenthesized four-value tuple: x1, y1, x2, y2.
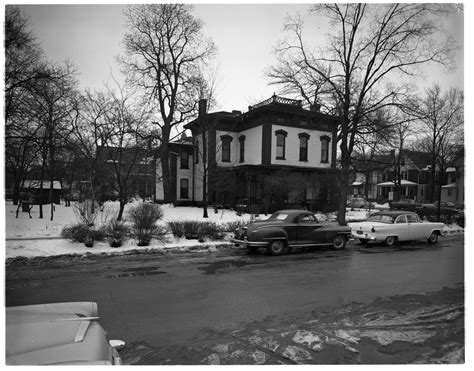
(448, 189, 453, 197)
(221, 135, 233, 162)
(275, 130, 287, 159)
(180, 178, 189, 199)
(194, 140, 199, 164)
(320, 135, 331, 163)
(239, 135, 246, 163)
(299, 133, 310, 162)
(180, 151, 189, 169)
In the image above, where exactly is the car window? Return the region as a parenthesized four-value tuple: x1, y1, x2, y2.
(367, 214, 394, 223)
(299, 214, 317, 223)
(406, 214, 419, 223)
(395, 215, 407, 224)
(270, 212, 288, 221)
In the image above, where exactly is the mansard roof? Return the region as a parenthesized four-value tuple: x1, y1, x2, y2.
(185, 94, 340, 134)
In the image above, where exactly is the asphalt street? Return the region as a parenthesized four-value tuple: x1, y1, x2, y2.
(5, 234, 464, 364)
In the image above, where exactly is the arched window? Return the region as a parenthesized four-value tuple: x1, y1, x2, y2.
(221, 135, 233, 162)
(298, 133, 310, 161)
(275, 130, 288, 160)
(194, 140, 199, 164)
(320, 135, 331, 163)
(239, 135, 246, 163)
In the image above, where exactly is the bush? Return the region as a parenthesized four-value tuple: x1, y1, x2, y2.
(127, 203, 164, 246)
(61, 223, 94, 244)
(223, 220, 248, 232)
(103, 220, 130, 248)
(167, 220, 226, 241)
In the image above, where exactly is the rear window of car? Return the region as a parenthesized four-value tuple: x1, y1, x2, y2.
(367, 214, 394, 223)
(270, 212, 288, 221)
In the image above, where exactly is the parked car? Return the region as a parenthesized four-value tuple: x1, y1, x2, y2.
(348, 211, 444, 247)
(231, 209, 352, 255)
(417, 201, 458, 216)
(390, 198, 422, 211)
(6, 302, 125, 365)
(346, 197, 373, 209)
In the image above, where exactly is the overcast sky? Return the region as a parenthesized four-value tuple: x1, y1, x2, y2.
(15, 3, 464, 113)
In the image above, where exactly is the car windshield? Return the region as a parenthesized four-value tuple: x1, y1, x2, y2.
(367, 214, 394, 224)
(269, 212, 288, 221)
(400, 199, 413, 203)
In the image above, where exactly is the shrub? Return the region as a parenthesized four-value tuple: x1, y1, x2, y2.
(167, 220, 225, 241)
(61, 223, 94, 244)
(127, 203, 164, 246)
(223, 220, 248, 232)
(103, 220, 130, 248)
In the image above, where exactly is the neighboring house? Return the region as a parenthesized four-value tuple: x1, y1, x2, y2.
(98, 146, 156, 201)
(349, 150, 440, 203)
(441, 151, 464, 207)
(156, 94, 341, 212)
(21, 180, 62, 204)
(349, 153, 392, 200)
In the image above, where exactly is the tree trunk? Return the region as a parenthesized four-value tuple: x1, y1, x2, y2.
(160, 136, 172, 204)
(337, 153, 350, 226)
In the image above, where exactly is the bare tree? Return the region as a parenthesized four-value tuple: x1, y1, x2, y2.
(27, 62, 79, 220)
(412, 85, 463, 219)
(99, 85, 151, 221)
(268, 3, 457, 224)
(120, 4, 216, 203)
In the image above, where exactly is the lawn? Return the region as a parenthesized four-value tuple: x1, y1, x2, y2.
(4, 200, 461, 259)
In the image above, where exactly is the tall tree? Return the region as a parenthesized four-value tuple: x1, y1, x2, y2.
(412, 85, 463, 219)
(28, 62, 79, 220)
(120, 4, 216, 203)
(268, 3, 457, 225)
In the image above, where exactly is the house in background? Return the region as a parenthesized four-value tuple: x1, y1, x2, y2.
(441, 150, 464, 207)
(156, 94, 341, 212)
(20, 180, 62, 204)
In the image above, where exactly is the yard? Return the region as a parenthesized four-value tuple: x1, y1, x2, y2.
(4, 200, 462, 259)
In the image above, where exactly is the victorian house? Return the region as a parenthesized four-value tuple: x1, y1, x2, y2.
(155, 95, 341, 212)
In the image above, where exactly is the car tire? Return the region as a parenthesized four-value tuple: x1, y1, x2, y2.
(267, 240, 286, 256)
(385, 236, 397, 247)
(332, 235, 346, 250)
(427, 232, 439, 244)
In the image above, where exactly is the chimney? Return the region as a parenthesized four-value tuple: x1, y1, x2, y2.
(310, 91, 321, 112)
(198, 99, 207, 118)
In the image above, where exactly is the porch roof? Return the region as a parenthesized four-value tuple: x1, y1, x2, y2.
(442, 183, 457, 188)
(376, 180, 418, 187)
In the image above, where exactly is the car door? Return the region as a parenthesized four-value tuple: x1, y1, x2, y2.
(297, 214, 325, 245)
(394, 214, 409, 241)
(407, 213, 426, 240)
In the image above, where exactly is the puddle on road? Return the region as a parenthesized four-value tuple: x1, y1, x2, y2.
(106, 266, 167, 278)
(198, 260, 265, 275)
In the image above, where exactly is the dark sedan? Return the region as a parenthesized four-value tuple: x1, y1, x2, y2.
(390, 199, 422, 211)
(231, 209, 352, 255)
(417, 201, 458, 216)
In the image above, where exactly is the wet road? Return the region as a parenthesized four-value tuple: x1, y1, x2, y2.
(5, 235, 464, 363)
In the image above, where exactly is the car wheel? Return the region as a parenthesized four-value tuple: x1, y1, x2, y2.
(427, 232, 439, 244)
(385, 236, 397, 247)
(332, 235, 346, 250)
(358, 238, 369, 245)
(267, 240, 286, 256)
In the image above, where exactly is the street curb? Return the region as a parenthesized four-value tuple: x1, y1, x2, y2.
(5, 241, 238, 265)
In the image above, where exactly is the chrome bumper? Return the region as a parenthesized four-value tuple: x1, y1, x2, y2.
(231, 238, 269, 248)
(352, 232, 377, 241)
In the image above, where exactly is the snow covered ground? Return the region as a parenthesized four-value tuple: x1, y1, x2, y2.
(4, 200, 462, 259)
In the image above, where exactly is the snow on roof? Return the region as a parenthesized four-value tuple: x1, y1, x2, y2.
(22, 180, 62, 190)
(376, 180, 418, 187)
(442, 183, 457, 188)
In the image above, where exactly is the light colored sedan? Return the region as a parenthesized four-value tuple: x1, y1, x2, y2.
(349, 211, 444, 246)
(6, 302, 125, 365)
